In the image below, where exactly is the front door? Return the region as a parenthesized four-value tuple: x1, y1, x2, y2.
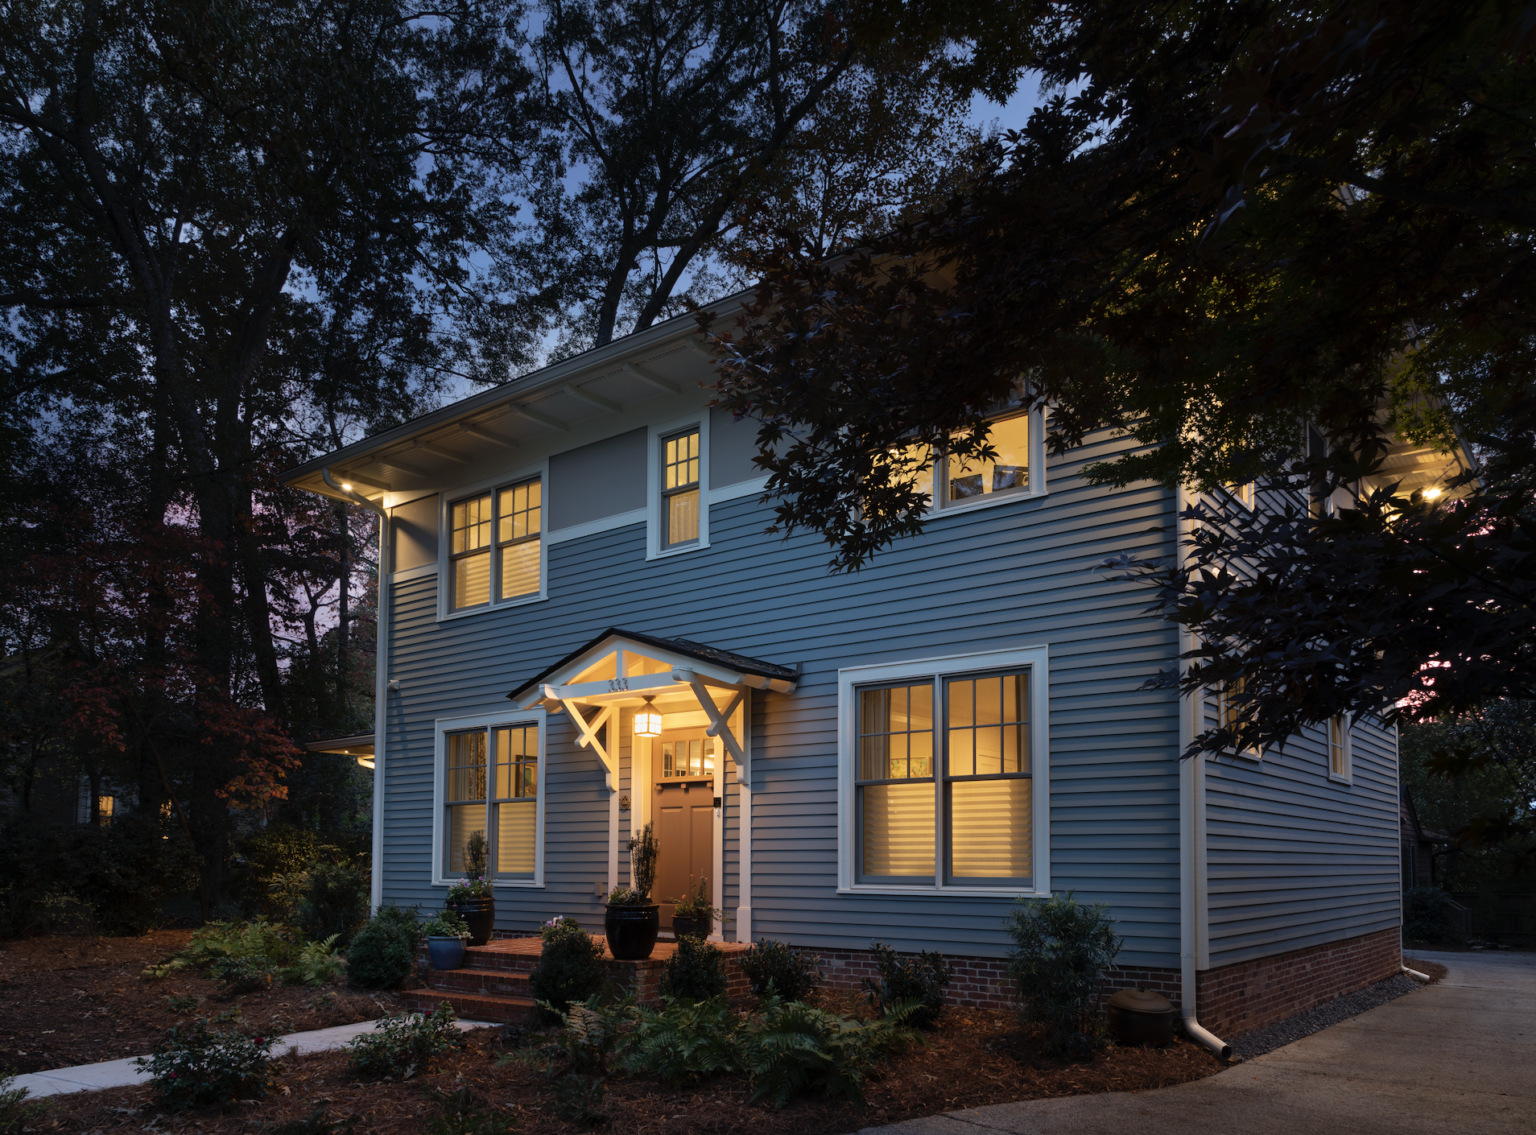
(651, 729, 715, 923)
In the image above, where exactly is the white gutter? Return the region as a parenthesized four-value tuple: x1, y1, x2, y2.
(324, 468, 390, 914)
(1176, 482, 1234, 1060)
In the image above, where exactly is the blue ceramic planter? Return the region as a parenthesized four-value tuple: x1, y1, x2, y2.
(426, 935, 467, 970)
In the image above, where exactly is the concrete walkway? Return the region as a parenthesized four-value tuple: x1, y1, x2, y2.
(11, 1017, 497, 1098)
(859, 950, 1535, 1135)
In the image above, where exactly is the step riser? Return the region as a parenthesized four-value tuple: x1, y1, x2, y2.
(401, 990, 538, 1025)
(428, 970, 531, 995)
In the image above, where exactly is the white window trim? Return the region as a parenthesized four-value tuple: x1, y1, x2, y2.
(431, 707, 548, 889)
(918, 407, 1049, 519)
(1328, 713, 1354, 784)
(646, 412, 711, 560)
(436, 458, 551, 623)
(1214, 685, 1263, 762)
(836, 645, 1051, 897)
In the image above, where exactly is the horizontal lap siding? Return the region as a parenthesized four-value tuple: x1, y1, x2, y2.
(381, 429, 1184, 965)
(1204, 716, 1399, 967)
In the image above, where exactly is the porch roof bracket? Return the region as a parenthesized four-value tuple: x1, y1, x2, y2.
(675, 668, 748, 780)
(551, 688, 618, 791)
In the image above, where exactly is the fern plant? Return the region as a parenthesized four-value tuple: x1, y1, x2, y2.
(740, 996, 914, 1109)
(622, 996, 742, 1082)
(281, 935, 344, 986)
(537, 992, 639, 1074)
(862, 942, 954, 1028)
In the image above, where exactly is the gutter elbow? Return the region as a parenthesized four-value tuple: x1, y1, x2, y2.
(1182, 1014, 1234, 1061)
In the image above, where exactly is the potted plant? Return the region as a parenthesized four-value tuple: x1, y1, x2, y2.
(421, 909, 471, 971)
(671, 874, 721, 940)
(604, 823, 659, 960)
(446, 831, 495, 946)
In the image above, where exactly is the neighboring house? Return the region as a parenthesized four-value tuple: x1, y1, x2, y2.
(281, 300, 1466, 1041)
(1400, 787, 1448, 890)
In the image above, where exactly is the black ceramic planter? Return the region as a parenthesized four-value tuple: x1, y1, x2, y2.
(604, 903, 659, 960)
(448, 895, 495, 947)
(671, 914, 711, 940)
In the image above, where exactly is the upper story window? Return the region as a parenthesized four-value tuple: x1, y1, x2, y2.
(1328, 715, 1352, 782)
(662, 428, 701, 549)
(449, 476, 542, 611)
(840, 645, 1049, 895)
(941, 412, 1031, 507)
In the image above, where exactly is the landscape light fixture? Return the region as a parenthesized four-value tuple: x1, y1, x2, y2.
(635, 696, 663, 737)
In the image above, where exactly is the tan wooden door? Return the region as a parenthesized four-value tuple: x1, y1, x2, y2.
(651, 729, 715, 922)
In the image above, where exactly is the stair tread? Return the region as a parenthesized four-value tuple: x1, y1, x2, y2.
(405, 990, 535, 1006)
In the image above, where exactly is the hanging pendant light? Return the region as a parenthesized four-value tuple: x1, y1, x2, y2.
(635, 695, 663, 738)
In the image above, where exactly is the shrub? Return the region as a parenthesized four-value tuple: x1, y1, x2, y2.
(660, 935, 729, 1002)
(1404, 888, 1467, 945)
(346, 1002, 466, 1079)
(296, 863, 370, 946)
(862, 942, 953, 1028)
(212, 954, 278, 994)
(623, 995, 741, 1082)
(1, 1071, 49, 1134)
(1003, 893, 1123, 1058)
(147, 917, 300, 979)
(345, 906, 419, 990)
(740, 939, 822, 1002)
(421, 910, 471, 939)
(133, 1019, 277, 1109)
(281, 935, 345, 986)
(740, 997, 913, 1109)
(529, 918, 607, 1019)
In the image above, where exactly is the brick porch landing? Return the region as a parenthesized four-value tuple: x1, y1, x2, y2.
(401, 936, 753, 1024)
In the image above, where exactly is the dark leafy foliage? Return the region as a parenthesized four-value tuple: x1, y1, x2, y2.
(529, 918, 608, 1020)
(740, 939, 823, 1002)
(345, 906, 419, 990)
(212, 954, 278, 994)
(1403, 888, 1468, 946)
(660, 935, 730, 1003)
(297, 862, 371, 946)
(539, 992, 639, 1075)
(133, 1019, 276, 1110)
(862, 942, 953, 1028)
(740, 996, 914, 1110)
(271, 1109, 360, 1135)
(346, 1002, 467, 1079)
(622, 996, 741, 1082)
(0, 1071, 49, 1133)
(1004, 894, 1122, 1058)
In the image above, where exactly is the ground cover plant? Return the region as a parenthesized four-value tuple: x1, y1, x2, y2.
(0, 931, 404, 1075)
(134, 1018, 277, 1109)
(347, 1002, 467, 1079)
(1005, 895, 1123, 1058)
(0, 1071, 49, 1133)
(35, 989, 1226, 1135)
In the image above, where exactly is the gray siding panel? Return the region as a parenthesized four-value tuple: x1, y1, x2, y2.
(380, 429, 1205, 966)
(548, 428, 647, 530)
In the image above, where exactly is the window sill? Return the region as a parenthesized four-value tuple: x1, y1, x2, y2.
(927, 486, 1047, 520)
(1328, 772, 1353, 785)
(437, 592, 547, 624)
(838, 884, 1048, 899)
(434, 878, 545, 890)
(646, 540, 710, 563)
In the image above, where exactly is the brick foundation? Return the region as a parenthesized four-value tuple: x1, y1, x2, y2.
(1194, 927, 1401, 1036)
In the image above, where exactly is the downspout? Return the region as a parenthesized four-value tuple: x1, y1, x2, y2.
(324, 468, 389, 914)
(1177, 482, 1233, 1060)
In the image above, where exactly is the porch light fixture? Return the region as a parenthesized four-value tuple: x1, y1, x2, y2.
(635, 696, 663, 737)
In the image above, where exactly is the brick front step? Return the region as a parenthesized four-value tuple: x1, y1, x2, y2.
(427, 967, 532, 997)
(401, 987, 537, 1024)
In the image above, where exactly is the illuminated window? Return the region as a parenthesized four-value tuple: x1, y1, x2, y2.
(443, 722, 542, 881)
(941, 413, 1030, 506)
(449, 476, 543, 611)
(1328, 715, 1352, 782)
(661, 428, 701, 548)
(1218, 677, 1262, 760)
(97, 795, 115, 826)
(855, 671, 1033, 885)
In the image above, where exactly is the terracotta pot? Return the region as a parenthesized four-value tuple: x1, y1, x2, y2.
(1107, 987, 1176, 1047)
(448, 895, 495, 946)
(671, 914, 711, 940)
(604, 903, 659, 960)
(426, 936, 467, 971)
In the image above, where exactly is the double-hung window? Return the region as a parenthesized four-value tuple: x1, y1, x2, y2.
(661, 428, 701, 549)
(1327, 715, 1352, 782)
(441, 718, 543, 883)
(842, 648, 1048, 894)
(449, 476, 542, 611)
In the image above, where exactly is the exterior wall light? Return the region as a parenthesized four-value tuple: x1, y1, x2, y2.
(635, 696, 663, 737)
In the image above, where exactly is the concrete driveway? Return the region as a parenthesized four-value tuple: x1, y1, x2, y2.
(859, 950, 1535, 1135)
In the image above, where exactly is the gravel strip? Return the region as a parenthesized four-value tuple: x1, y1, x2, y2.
(1229, 972, 1424, 1060)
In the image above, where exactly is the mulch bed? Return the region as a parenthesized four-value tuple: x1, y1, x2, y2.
(29, 990, 1225, 1135)
(0, 932, 404, 1075)
(1403, 956, 1449, 983)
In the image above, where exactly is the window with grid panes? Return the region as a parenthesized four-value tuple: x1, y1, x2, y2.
(1328, 716, 1351, 780)
(444, 723, 541, 878)
(449, 495, 493, 609)
(661, 428, 701, 548)
(855, 671, 1033, 885)
(449, 477, 543, 611)
(941, 413, 1030, 506)
(497, 478, 541, 600)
